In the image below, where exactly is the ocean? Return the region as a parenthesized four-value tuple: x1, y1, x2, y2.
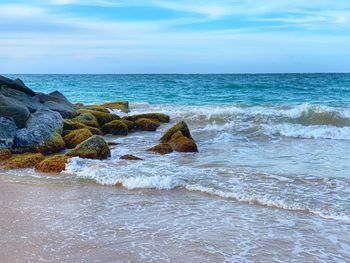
(1, 74, 350, 262)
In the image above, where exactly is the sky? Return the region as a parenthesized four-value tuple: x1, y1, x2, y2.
(0, 0, 350, 73)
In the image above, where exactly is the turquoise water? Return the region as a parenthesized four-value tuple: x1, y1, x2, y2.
(7, 73, 350, 106)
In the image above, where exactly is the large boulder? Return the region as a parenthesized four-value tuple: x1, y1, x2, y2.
(101, 120, 128, 135)
(134, 118, 160, 131)
(0, 94, 31, 127)
(35, 155, 69, 173)
(0, 75, 35, 96)
(168, 131, 198, 152)
(72, 112, 99, 128)
(63, 128, 93, 148)
(0, 117, 17, 149)
(0, 86, 42, 113)
(13, 109, 65, 153)
(66, 135, 110, 160)
(160, 121, 193, 143)
(43, 101, 78, 118)
(3, 153, 45, 169)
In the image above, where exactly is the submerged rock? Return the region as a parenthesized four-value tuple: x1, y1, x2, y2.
(120, 154, 143, 161)
(135, 118, 160, 131)
(160, 121, 193, 143)
(0, 117, 17, 149)
(66, 135, 110, 160)
(3, 153, 45, 169)
(35, 155, 69, 173)
(147, 143, 173, 155)
(63, 128, 93, 149)
(0, 149, 12, 161)
(125, 113, 169, 123)
(101, 120, 128, 135)
(168, 131, 198, 152)
(103, 101, 129, 113)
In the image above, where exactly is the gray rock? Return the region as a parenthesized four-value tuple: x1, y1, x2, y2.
(0, 86, 43, 113)
(43, 101, 78, 118)
(13, 109, 65, 153)
(49, 91, 70, 102)
(0, 117, 17, 149)
(0, 94, 30, 128)
(0, 75, 35, 96)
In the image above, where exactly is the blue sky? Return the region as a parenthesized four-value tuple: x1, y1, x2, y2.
(0, 0, 350, 73)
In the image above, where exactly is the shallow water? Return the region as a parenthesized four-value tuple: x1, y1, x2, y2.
(1, 74, 350, 262)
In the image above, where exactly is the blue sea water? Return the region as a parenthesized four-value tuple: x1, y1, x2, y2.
(7, 73, 350, 106)
(2, 73, 350, 262)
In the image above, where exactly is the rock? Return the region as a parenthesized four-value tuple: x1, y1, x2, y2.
(0, 117, 17, 149)
(43, 101, 78, 118)
(101, 120, 128, 135)
(0, 149, 12, 161)
(102, 101, 129, 113)
(87, 127, 103, 135)
(35, 155, 69, 173)
(125, 113, 170, 123)
(63, 128, 93, 148)
(78, 109, 120, 126)
(13, 109, 65, 154)
(3, 153, 45, 169)
(0, 75, 35, 96)
(147, 143, 173, 155)
(72, 112, 99, 128)
(66, 135, 111, 160)
(160, 121, 193, 143)
(63, 119, 88, 131)
(49, 91, 69, 102)
(83, 105, 109, 113)
(168, 131, 198, 152)
(120, 154, 143, 160)
(0, 94, 31, 128)
(121, 119, 135, 130)
(135, 118, 160, 131)
(0, 86, 42, 113)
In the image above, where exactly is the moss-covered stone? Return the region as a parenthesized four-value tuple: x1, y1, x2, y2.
(160, 121, 193, 143)
(120, 154, 143, 160)
(78, 109, 120, 126)
(72, 112, 99, 128)
(102, 101, 129, 113)
(63, 128, 93, 149)
(101, 120, 128, 135)
(168, 131, 198, 152)
(66, 135, 111, 160)
(84, 105, 109, 113)
(3, 153, 45, 169)
(87, 127, 103, 135)
(134, 118, 160, 131)
(121, 119, 135, 130)
(35, 155, 69, 173)
(63, 119, 88, 131)
(125, 113, 170, 123)
(0, 149, 12, 161)
(147, 143, 173, 155)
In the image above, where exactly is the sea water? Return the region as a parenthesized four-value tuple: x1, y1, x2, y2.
(1, 74, 350, 262)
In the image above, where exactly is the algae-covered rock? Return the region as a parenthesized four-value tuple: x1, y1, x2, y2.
(63, 128, 93, 148)
(3, 153, 45, 169)
(120, 154, 143, 161)
(147, 143, 173, 155)
(87, 127, 103, 135)
(121, 119, 135, 130)
(160, 121, 193, 143)
(84, 105, 109, 113)
(135, 118, 160, 131)
(63, 119, 88, 131)
(0, 117, 17, 149)
(125, 113, 169, 123)
(35, 155, 69, 173)
(66, 135, 110, 160)
(168, 131, 198, 152)
(102, 101, 129, 113)
(78, 109, 120, 126)
(72, 112, 99, 128)
(0, 149, 12, 161)
(101, 120, 128, 136)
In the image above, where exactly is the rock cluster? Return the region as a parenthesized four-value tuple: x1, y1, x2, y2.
(0, 75, 198, 175)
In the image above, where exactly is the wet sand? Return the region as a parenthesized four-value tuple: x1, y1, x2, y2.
(1, 175, 349, 263)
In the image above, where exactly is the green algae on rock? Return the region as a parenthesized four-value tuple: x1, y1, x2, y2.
(124, 113, 170, 123)
(135, 118, 160, 131)
(78, 109, 120, 126)
(72, 112, 99, 128)
(66, 135, 111, 160)
(160, 121, 193, 143)
(0, 149, 12, 161)
(102, 101, 129, 113)
(101, 120, 128, 136)
(35, 155, 69, 173)
(120, 154, 143, 160)
(147, 143, 173, 155)
(63, 128, 93, 149)
(3, 153, 45, 169)
(168, 131, 198, 152)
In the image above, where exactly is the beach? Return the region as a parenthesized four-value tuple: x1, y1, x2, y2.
(1, 74, 350, 262)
